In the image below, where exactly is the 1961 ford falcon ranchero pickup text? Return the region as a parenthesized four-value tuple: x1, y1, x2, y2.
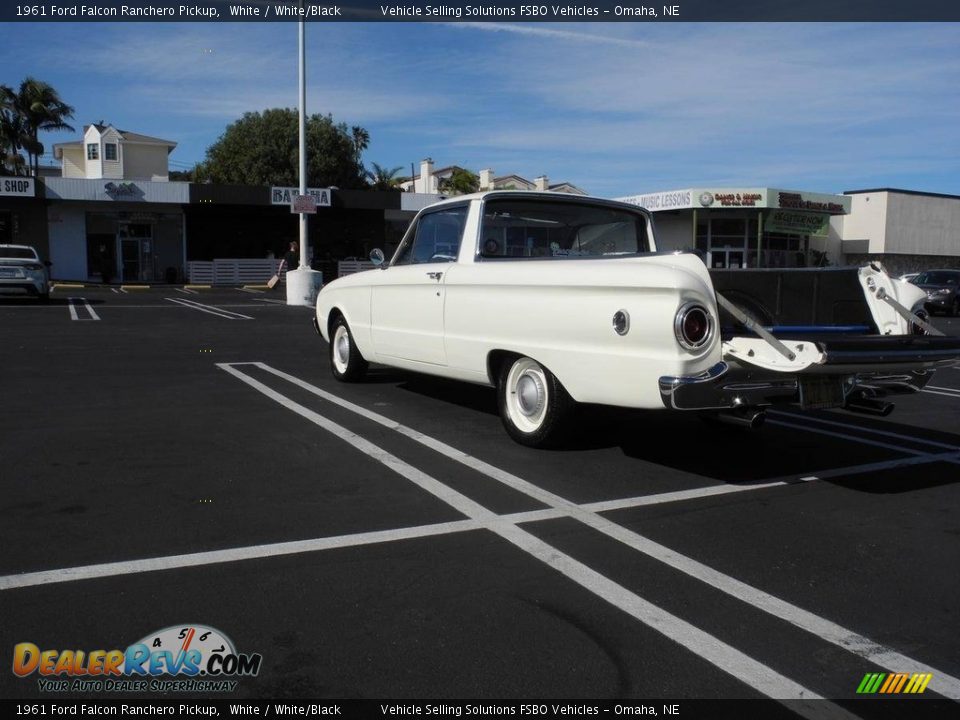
(313, 192, 960, 447)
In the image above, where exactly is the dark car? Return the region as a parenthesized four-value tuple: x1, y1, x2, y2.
(911, 269, 960, 316)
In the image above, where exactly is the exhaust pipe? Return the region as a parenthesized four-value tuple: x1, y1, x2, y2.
(845, 397, 894, 417)
(715, 407, 766, 430)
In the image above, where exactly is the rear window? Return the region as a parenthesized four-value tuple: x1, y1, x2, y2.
(0, 247, 37, 260)
(913, 271, 960, 285)
(479, 198, 649, 259)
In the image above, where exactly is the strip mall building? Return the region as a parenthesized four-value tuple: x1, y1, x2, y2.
(1, 178, 957, 282)
(616, 187, 960, 275)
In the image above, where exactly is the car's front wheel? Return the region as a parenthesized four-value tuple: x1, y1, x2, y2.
(330, 315, 367, 382)
(497, 355, 573, 448)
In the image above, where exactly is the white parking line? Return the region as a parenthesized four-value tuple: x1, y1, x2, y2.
(239, 287, 264, 294)
(215, 363, 846, 710)
(252, 298, 287, 305)
(922, 386, 960, 399)
(230, 362, 960, 700)
(175, 287, 198, 295)
(164, 297, 254, 320)
(769, 410, 959, 452)
(67, 297, 100, 321)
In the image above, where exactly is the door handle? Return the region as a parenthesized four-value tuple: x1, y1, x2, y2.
(426, 271, 443, 280)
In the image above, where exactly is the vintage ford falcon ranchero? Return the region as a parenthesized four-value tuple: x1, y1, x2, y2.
(313, 192, 960, 447)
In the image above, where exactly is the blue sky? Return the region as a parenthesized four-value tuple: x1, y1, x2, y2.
(5, 21, 959, 197)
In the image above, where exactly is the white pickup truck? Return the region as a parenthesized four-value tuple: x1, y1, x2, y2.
(314, 192, 960, 446)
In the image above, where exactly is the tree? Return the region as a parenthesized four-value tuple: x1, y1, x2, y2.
(11, 77, 75, 177)
(438, 167, 479, 195)
(351, 125, 369, 172)
(202, 109, 367, 189)
(365, 162, 403, 191)
(0, 85, 24, 175)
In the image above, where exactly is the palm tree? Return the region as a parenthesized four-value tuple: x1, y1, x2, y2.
(365, 162, 403, 190)
(350, 125, 369, 171)
(14, 77, 75, 176)
(0, 85, 25, 175)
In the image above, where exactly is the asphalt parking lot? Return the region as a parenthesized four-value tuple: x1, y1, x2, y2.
(1, 286, 958, 712)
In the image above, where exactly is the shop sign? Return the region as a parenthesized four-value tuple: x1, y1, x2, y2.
(618, 190, 693, 211)
(0, 178, 34, 197)
(703, 190, 765, 207)
(104, 182, 142, 198)
(271, 187, 332, 207)
(777, 191, 847, 214)
(765, 210, 831, 237)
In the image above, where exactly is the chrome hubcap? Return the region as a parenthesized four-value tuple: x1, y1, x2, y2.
(335, 331, 350, 366)
(517, 373, 544, 416)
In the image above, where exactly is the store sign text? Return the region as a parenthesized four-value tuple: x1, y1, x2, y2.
(778, 192, 845, 214)
(1, 178, 34, 197)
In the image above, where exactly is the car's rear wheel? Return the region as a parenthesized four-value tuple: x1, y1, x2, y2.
(497, 355, 573, 448)
(330, 315, 367, 382)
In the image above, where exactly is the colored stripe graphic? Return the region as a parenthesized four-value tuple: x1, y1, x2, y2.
(857, 672, 931, 694)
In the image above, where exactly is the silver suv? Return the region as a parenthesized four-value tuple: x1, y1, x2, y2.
(0, 244, 51, 301)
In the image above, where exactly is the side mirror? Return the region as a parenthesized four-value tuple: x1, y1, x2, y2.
(369, 248, 385, 267)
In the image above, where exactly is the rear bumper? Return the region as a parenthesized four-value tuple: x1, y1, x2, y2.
(0, 278, 47, 295)
(659, 360, 941, 411)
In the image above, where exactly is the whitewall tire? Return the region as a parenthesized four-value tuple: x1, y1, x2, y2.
(330, 316, 368, 382)
(497, 356, 573, 448)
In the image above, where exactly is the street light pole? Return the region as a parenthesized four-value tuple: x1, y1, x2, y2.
(286, 9, 324, 306)
(298, 15, 307, 269)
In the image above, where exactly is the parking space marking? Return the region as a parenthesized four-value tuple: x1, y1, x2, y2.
(769, 410, 960, 453)
(0, 519, 484, 592)
(225, 362, 960, 701)
(175, 287, 199, 295)
(215, 363, 852, 710)
(252, 298, 287, 305)
(922, 385, 960, 399)
(67, 297, 100, 321)
(165, 297, 254, 320)
(761, 451, 960, 484)
(239, 287, 265, 294)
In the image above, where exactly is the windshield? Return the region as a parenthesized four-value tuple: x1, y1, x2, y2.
(479, 198, 649, 259)
(913, 271, 960, 285)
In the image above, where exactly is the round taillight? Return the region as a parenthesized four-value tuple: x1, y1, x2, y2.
(675, 303, 713, 350)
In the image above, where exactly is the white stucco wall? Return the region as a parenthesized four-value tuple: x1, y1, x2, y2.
(839, 193, 888, 253)
(884, 192, 960, 256)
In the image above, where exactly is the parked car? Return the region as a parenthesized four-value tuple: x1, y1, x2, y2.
(0, 244, 50, 301)
(910, 269, 960, 317)
(313, 192, 960, 447)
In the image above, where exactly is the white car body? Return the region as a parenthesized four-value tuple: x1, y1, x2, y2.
(0, 244, 50, 300)
(315, 192, 959, 446)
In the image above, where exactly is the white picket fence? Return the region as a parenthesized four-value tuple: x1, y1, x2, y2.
(187, 259, 284, 285)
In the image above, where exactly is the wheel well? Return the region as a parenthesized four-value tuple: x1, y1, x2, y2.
(327, 308, 344, 338)
(486, 350, 520, 386)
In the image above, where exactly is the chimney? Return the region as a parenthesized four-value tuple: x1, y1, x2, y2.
(479, 168, 494, 191)
(535, 175, 549, 192)
(419, 158, 435, 193)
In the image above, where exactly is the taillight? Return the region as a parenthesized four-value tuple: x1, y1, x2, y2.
(674, 303, 713, 350)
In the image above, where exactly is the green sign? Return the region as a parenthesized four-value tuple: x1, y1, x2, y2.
(764, 210, 830, 237)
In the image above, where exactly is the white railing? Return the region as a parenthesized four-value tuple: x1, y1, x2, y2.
(188, 259, 284, 285)
(337, 260, 376, 277)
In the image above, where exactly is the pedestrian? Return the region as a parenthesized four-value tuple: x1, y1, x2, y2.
(282, 241, 299, 274)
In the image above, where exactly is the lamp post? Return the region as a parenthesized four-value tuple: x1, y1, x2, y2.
(286, 11, 325, 306)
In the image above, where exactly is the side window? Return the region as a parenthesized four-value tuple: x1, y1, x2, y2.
(393, 206, 467, 266)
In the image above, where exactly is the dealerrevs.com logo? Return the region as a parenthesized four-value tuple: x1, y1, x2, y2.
(13, 624, 262, 693)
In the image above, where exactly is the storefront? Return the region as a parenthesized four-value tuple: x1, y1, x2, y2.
(615, 188, 851, 269)
(0, 178, 49, 258)
(44, 178, 188, 282)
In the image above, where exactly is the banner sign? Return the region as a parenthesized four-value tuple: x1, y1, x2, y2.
(764, 210, 831, 237)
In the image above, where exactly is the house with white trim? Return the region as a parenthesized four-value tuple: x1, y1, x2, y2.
(53, 124, 177, 182)
(400, 158, 586, 195)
